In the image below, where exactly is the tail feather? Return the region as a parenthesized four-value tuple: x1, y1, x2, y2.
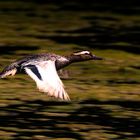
(0, 68, 17, 78)
(0, 62, 18, 78)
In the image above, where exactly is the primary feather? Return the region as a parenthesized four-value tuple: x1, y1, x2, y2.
(24, 60, 70, 101)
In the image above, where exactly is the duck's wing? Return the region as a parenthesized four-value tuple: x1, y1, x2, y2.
(24, 60, 70, 101)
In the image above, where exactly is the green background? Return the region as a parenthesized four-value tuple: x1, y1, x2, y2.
(0, 0, 140, 139)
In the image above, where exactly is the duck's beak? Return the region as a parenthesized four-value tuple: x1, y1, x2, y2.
(92, 55, 103, 60)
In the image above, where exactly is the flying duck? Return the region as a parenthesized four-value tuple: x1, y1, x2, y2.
(0, 51, 103, 101)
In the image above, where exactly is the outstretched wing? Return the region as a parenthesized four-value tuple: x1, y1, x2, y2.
(24, 60, 70, 101)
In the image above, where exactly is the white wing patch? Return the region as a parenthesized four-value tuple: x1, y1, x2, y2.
(24, 60, 70, 101)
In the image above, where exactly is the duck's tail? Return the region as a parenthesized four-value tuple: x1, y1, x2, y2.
(0, 62, 18, 78)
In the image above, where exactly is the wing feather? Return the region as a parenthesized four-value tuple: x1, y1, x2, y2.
(24, 60, 70, 101)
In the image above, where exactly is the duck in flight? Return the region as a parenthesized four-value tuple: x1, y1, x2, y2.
(0, 51, 103, 101)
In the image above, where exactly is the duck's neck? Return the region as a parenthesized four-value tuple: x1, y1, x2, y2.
(55, 56, 71, 70)
(55, 54, 92, 70)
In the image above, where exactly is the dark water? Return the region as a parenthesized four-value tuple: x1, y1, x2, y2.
(0, 0, 140, 54)
(0, 0, 140, 140)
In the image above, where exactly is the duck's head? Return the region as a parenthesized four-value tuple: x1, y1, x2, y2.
(56, 50, 103, 70)
(72, 51, 103, 61)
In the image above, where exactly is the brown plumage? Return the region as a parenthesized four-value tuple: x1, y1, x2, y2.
(0, 51, 103, 101)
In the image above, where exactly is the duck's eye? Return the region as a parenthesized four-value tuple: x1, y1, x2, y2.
(84, 52, 90, 55)
(82, 51, 92, 55)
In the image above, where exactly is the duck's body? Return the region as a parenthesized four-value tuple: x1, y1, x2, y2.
(0, 51, 102, 101)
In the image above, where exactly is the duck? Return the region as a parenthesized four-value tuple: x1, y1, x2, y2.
(0, 50, 103, 101)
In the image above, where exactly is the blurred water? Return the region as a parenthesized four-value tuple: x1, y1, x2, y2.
(0, 1, 140, 140)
